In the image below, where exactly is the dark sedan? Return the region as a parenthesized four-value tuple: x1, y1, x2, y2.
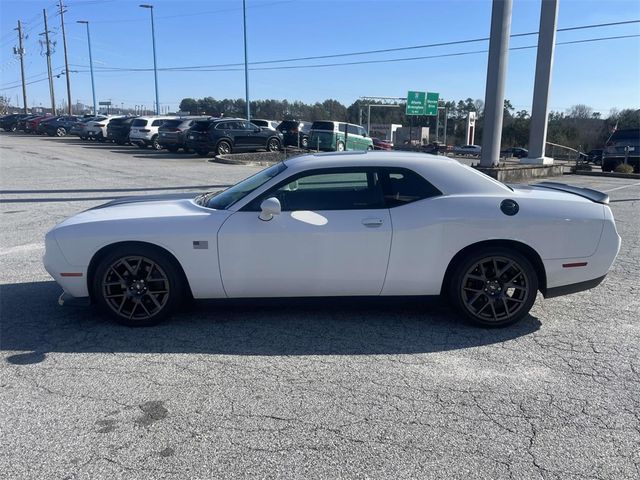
(185, 118, 283, 156)
(39, 116, 81, 137)
(25, 115, 54, 134)
(372, 137, 393, 150)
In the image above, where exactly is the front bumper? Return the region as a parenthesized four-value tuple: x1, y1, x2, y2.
(43, 232, 89, 298)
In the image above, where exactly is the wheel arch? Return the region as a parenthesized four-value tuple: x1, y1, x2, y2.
(86, 240, 193, 301)
(440, 239, 547, 296)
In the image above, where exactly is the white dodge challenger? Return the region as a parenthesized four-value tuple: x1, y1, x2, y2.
(44, 151, 620, 327)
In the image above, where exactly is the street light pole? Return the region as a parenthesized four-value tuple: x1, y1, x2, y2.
(242, 0, 250, 121)
(77, 21, 96, 116)
(140, 4, 159, 115)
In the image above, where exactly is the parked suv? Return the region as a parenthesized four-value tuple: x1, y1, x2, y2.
(129, 116, 179, 150)
(106, 116, 138, 145)
(277, 120, 311, 148)
(158, 117, 210, 152)
(308, 121, 373, 151)
(185, 118, 283, 156)
(40, 115, 81, 137)
(84, 116, 123, 141)
(602, 129, 639, 173)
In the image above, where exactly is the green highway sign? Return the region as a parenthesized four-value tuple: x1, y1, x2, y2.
(425, 92, 439, 116)
(406, 91, 440, 115)
(406, 91, 426, 115)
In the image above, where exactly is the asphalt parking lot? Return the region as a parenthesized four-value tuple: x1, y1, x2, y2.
(1, 133, 639, 479)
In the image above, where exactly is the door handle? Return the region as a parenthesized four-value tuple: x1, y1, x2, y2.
(362, 218, 383, 227)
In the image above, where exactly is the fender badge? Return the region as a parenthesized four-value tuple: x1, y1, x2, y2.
(192, 241, 208, 249)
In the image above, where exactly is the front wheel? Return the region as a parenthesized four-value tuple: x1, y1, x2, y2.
(336, 141, 345, 152)
(56, 127, 67, 137)
(151, 135, 162, 150)
(93, 246, 184, 327)
(449, 247, 538, 327)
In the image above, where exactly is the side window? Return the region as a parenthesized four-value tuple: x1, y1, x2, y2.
(151, 119, 164, 127)
(379, 168, 441, 207)
(215, 122, 228, 130)
(247, 169, 385, 211)
(347, 124, 359, 135)
(358, 127, 367, 137)
(246, 122, 258, 130)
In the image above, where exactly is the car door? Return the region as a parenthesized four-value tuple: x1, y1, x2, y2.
(217, 168, 392, 297)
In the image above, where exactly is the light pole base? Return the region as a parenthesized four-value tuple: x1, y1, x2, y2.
(521, 156, 554, 165)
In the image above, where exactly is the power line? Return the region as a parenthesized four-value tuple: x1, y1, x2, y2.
(68, 19, 640, 74)
(66, 33, 640, 74)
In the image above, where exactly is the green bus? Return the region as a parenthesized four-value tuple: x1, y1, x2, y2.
(308, 121, 374, 152)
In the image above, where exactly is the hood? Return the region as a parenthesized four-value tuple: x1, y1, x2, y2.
(55, 192, 212, 229)
(88, 192, 197, 210)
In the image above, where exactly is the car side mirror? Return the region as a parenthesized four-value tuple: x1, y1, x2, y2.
(259, 197, 281, 221)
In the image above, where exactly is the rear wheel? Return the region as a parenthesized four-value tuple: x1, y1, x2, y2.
(336, 141, 345, 152)
(56, 127, 67, 137)
(93, 246, 184, 327)
(216, 140, 232, 156)
(301, 136, 308, 148)
(449, 247, 538, 327)
(267, 137, 281, 152)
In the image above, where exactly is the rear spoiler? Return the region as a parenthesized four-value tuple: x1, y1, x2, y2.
(534, 181, 609, 205)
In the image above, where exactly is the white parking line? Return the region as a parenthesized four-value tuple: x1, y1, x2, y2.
(603, 182, 640, 193)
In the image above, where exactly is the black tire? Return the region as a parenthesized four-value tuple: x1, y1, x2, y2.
(216, 140, 232, 156)
(195, 149, 209, 157)
(93, 245, 185, 327)
(366, 145, 373, 151)
(151, 135, 162, 150)
(267, 137, 281, 152)
(336, 141, 345, 152)
(448, 247, 538, 327)
(166, 145, 179, 153)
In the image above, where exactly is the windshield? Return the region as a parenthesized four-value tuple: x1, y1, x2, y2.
(198, 162, 287, 210)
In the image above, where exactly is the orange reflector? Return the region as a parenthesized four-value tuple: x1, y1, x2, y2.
(60, 272, 83, 277)
(562, 262, 588, 268)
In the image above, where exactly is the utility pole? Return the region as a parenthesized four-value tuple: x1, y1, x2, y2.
(41, 10, 56, 115)
(58, 0, 72, 115)
(77, 21, 96, 116)
(14, 21, 27, 114)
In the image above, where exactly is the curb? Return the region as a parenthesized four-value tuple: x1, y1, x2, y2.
(571, 171, 640, 180)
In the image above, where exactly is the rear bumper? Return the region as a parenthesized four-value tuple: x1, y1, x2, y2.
(544, 274, 607, 298)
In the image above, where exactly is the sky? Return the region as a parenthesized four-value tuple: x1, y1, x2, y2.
(0, 0, 639, 115)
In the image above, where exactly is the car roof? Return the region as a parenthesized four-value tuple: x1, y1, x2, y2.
(282, 151, 510, 195)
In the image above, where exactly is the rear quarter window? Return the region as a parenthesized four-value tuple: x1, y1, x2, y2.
(131, 119, 148, 127)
